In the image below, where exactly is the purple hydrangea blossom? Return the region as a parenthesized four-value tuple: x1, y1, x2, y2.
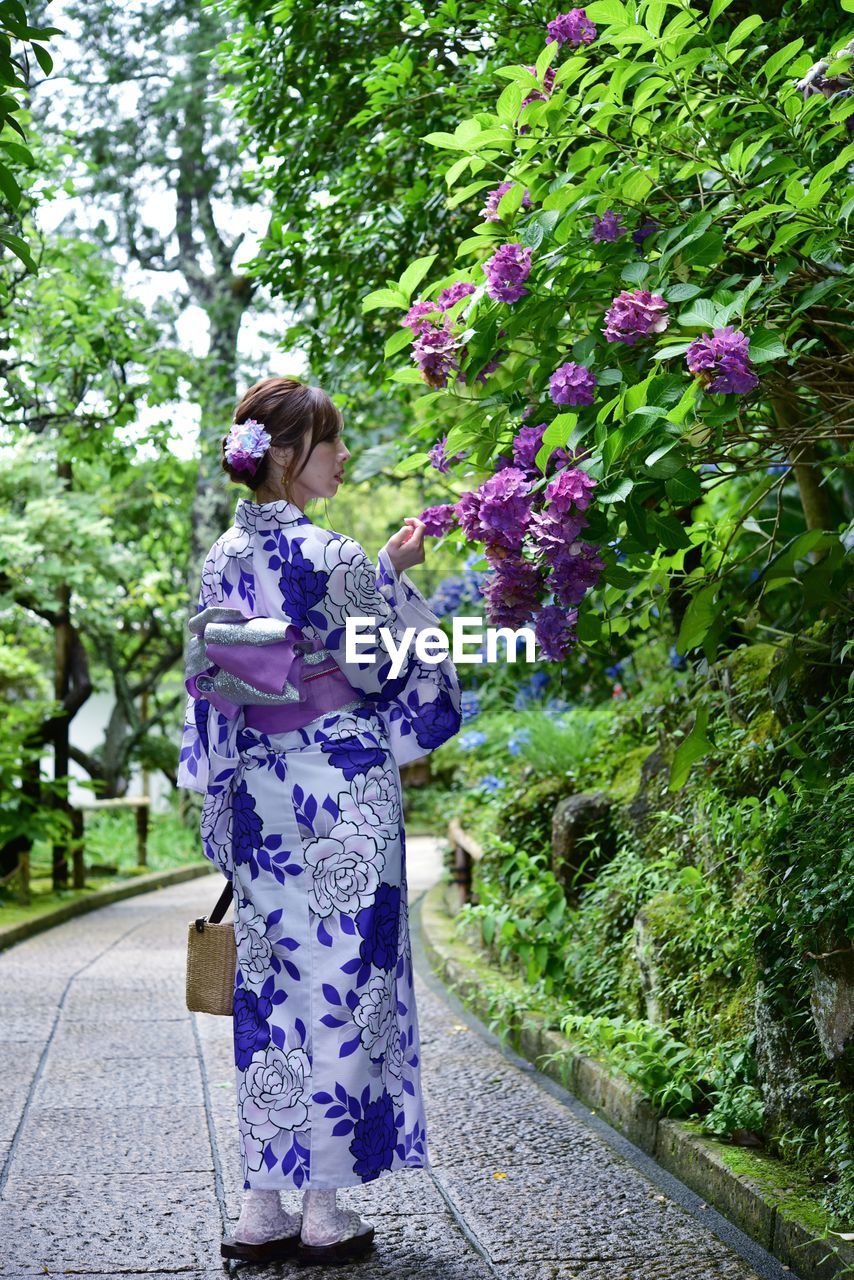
(402, 299, 438, 335)
(685, 327, 760, 395)
(483, 243, 533, 304)
(546, 9, 597, 47)
(428, 434, 467, 473)
(455, 490, 486, 542)
(632, 219, 659, 248)
(436, 281, 477, 311)
(603, 289, 670, 345)
(419, 504, 459, 536)
(529, 507, 589, 565)
(591, 210, 626, 243)
(544, 466, 597, 514)
(534, 603, 579, 662)
(549, 361, 597, 406)
(223, 418, 272, 474)
(479, 552, 545, 629)
(521, 65, 557, 110)
(411, 319, 462, 388)
(512, 422, 572, 477)
(481, 182, 533, 223)
(476, 466, 533, 551)
(549, 541, 604, 607)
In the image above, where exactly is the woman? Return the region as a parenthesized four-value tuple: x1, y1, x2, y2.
(176, 377, 462, 1266)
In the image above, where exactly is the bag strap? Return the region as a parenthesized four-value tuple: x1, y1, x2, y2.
(209, 878, 234, 923)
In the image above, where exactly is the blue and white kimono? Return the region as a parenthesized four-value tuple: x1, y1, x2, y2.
(176, 497, 461, 1190)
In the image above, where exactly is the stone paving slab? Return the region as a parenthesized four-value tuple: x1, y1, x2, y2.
(0, 862, 793, 1280)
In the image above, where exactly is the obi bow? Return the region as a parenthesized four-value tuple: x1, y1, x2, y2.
(184, 606, 318, 719)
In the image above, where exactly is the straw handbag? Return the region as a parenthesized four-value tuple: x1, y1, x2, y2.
(186, 879, 236, 1015)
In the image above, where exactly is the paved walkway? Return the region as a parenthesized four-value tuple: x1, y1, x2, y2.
(0, 837, 794, 1280)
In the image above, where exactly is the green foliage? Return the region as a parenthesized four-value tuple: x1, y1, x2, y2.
(0, 1, 62, 269)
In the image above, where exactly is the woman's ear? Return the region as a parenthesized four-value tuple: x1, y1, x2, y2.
(268, 443, 293, 468)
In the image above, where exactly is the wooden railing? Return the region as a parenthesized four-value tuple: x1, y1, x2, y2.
(446, 816, 483, 906)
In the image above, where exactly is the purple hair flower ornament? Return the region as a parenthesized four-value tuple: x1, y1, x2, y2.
(223, 418, 272, 474)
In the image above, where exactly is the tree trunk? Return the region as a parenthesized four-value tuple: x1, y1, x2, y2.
(52, 458, 73, 890)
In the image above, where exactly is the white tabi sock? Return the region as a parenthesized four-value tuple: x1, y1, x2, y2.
(233, 1187, 301, 1243)
(301, 1187, 373, 1247)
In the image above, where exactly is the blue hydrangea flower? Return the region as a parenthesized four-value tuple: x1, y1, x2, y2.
(669, 645, 687, 671)
(460, 690, 481, 722)
(507, 728, 531, 756)
(459, 730, 488, 751)
(477, 774, 505, 792)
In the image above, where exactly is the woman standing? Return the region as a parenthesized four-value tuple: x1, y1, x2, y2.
(177, 377, 462, 1266)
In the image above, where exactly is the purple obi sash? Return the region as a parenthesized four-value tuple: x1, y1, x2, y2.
(242, 663, 366, 733)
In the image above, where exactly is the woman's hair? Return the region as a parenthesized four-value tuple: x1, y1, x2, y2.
(221, 377, 343, 499)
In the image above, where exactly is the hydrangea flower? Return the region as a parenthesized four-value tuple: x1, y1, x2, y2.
(544, 466, 597, 513)
(481, 182, 533, 222)
(590, 210, 626, 243)
(428, 434, 467, 473)
(632, 219, 659, 248)
(534, 604, 579, 662)
(477, 774, 505, 792)
(419, 503, 459, 536)
(475, 466, 533, 551)
(411, 319, 462, 387)
(459, 730, 487, 751)
(546, 8, 597, 46)
(479, 553, 545, 629)
(402, 299, 438, 335)
(529, 507, 589, 565)
(549, 361, 597, 406)
(549, 541, 604, 607)
(521, 65, 557, 110)
(461, 690, 481, 722)
(507, 728, 532, 756)
(223, 418, 272, 474)
(436, 281, 477, 311)
(603, 289, 670, 345)
(483, 243, 533, 304)
(512, 422, 572, 477)
(685, 327, 760, 395)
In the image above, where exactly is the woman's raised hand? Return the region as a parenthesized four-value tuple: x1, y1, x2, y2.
(382, 517, 427, 574)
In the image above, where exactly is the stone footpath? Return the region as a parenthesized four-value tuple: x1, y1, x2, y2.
(0, 838, 795, 1280)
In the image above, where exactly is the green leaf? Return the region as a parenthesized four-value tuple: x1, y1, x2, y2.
(0, 228, 35, 271)
(397, 254, 437, 301)
(384, 326, 414, 358)
(362, 286, 410, 314)
(597, 476, 634, 504)
(0, 161, 21, 208)
(747, 331, 786, 364)
(664, 284, 702, 303)
(534, 413, 577, 473)
(666, 468, 702, 505)
(669, 704, 713, 792)
(762, 38, 805, 83)
(677, 584, 719, 652)
(726, 14, 762, 49)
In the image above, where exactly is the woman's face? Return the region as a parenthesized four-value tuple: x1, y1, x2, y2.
(274, 428, 351, 507)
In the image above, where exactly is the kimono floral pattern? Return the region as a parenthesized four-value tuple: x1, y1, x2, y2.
(177, 498, 461, 1189)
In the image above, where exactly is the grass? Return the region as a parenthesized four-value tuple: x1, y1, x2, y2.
(0, 805, 206, 930)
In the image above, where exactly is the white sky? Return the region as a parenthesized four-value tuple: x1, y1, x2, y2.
(32, 2, 308, 462)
